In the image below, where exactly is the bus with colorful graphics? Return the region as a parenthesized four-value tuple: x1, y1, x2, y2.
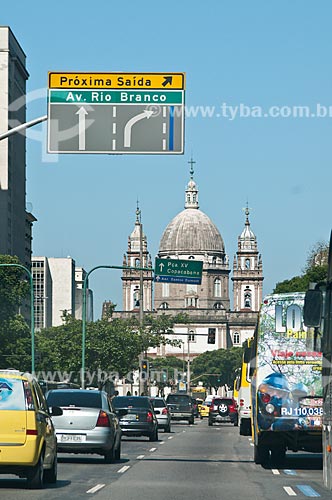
(304, 231, 332, 489)
(250, 292, 323, 466)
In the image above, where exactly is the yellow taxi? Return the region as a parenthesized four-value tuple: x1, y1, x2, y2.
(0, 370, 62, 488)
(199, 400, 212, 419)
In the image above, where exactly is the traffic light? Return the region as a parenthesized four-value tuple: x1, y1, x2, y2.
(140, 359, 149, 377)
(207, 328, 216, 344)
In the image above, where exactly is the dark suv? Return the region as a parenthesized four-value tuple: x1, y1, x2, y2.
(166, 393, 195, 424)
(208, 397, 238, 426)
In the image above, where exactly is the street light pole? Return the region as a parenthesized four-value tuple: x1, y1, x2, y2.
(81, 264, 151, 389)
(0, 263, 35, 373)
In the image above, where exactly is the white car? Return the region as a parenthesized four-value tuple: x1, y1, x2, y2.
(150, 397, 171, 432)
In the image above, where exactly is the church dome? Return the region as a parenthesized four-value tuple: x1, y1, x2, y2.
(159, 208, 225, 254)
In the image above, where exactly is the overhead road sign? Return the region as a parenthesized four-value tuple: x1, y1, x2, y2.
(49, 72, 185, 90)
(154, 258, 203, 285)
(47, 72, 185, 154)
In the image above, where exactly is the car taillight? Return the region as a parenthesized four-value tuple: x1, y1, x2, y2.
(209, 405, 214, 412)
(26, 429, 38, 435)
(162, 408, 169, 415)
(147, 411, 153, 422)
(96, 410, 110, 427)
(239, 399, 244, 407)
(261, 393, 271, 404)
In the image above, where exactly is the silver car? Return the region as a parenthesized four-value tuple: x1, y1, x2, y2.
(46, 389, 122, 463)
(150, 397, 171, 432)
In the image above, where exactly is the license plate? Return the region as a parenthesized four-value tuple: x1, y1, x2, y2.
(58, 434, 86, 443)
(122, 414, 139, 421)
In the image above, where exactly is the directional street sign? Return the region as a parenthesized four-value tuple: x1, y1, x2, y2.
(154, 258, 203, 285)
(47, 72, 185, 154)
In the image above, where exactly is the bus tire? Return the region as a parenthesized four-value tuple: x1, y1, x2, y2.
(270, 446, 286, 466)
(254, 443, 269, 465)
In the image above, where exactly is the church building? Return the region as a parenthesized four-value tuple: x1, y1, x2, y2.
(104, 162, 263, 361)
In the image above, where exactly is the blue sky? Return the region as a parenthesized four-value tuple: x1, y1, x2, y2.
(2, 1, 332, 317)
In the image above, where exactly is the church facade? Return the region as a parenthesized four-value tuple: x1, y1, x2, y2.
(104, 164, 263, 360)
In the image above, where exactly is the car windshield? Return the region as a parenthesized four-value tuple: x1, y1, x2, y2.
(47, 391, 102, 408)
(167, 395, 190, 404)
(113, 396, 150, 409)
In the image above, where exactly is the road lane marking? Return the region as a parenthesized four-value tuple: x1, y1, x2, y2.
(272, 469, 280, 475)
(86, 484, 106, 494)
(296, 485, 320, 497)
(149, 447, 157, 452)
(136, 455, 145, 459)
(168, 436, 173, 439)
(283, 486, 297, 496)
(284, 470, 297, 476)
(160, 441, 165, 444)
(250, 443, 254, 446)
(118, 465, 131, 473)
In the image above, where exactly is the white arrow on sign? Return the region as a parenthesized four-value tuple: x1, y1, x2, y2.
(124, 110, 154, 148)
(76, 106, 88, 150)
(159, 263, 165, 272)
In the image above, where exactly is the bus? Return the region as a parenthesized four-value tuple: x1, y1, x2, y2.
(304, 231, 332, 489)
(237, 338, 253, 436)
(250, 292, 323, 466)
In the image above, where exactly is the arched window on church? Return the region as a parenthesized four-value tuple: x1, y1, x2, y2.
(233, 332, 240, 345)
(160, 302, 169, 310)
(188, 329, 196, 342)
(212, 256, 217, 265)
(214, 278, 221, 297)
(133, 288, 140, 308)
(214, 302, 222, 310)
(187, 194, 190, 203)
(188, 255, 195, 259)
(245, 258, 250, 269)
(244, 289, 251, 308)
(135, 258, 140, 267)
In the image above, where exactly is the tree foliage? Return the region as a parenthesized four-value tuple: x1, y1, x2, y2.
(191, 347, 243, 393)
(0, 255, 30, 370)
(274, 241, 328, 293)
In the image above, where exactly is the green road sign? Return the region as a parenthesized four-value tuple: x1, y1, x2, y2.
(154, 258, 203, 284)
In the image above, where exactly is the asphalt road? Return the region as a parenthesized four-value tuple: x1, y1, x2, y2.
(0, 418, 329, 499)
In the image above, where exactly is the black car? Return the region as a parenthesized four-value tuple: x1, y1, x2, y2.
(208, 397, 238, 426)
(112, 396, 158, 441)
(166, 393, 195, 424)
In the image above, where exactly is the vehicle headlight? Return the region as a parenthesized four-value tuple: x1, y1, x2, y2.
(265, 403, 275, 414)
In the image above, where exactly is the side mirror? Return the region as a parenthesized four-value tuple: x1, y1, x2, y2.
(304, 289, 323, 327)
(49, 406, 63, 417)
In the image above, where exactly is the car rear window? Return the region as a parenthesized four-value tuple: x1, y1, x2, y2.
(47, 391, 102, 408)
(113, 396, 150, 409)
(151, 399, 166, 408)
(0, 377, 25, 410)
(167, 395, 190, 404)
(213, 398, 232, 405)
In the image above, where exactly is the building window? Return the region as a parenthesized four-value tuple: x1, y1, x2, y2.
(188, 255, 195, 260)
(244, 289, 251, 308)
(245, 258, 250, 269)
(214, 302, 223, 309)
(214, 278, 221, 297)
(135, 258, 140, 267)
(133, 288, 140, 308)
(160, 302, 169, 309)
(185, 297, 198, 308)
(233, 332, 240, 345)
(188, 329, 196, 342)
(162, 283, 169, 297)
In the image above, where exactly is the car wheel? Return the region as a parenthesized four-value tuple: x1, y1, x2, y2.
(104, 446, 115, 464)
(27, 453, 44, 489)
(165, 424, 171, 433)
(114, 440, 121, 460)
(149, 428, 158, 441)
(254, 443, 269, 465)
(270, 446, 286, 467)
(189, 417, 194, 425)
(200, 415, 203, 420)
(208, 419, 213, 426)
(233, 416, 239, 427)
(44, 454, 57, 484)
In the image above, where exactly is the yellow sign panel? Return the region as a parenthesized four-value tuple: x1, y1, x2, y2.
(49, 72, 185, 90)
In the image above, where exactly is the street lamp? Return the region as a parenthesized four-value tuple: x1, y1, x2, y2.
(81, 264, 151, 389)
(0, 263, 35, 372)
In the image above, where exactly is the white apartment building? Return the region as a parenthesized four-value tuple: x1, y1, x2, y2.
(32, 257, 93, 329)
